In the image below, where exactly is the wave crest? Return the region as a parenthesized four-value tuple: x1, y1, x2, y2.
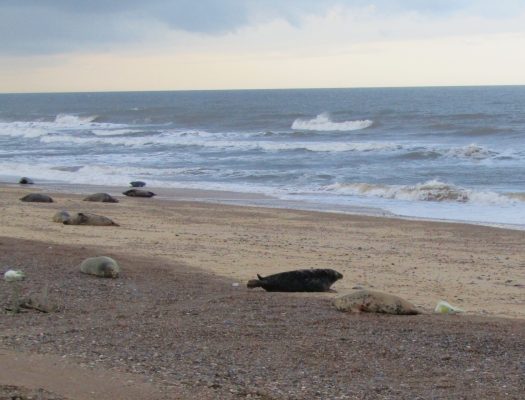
(324, 179, 517, 205)
(54, 113, 98, 124)
(292, 113, 373, 132)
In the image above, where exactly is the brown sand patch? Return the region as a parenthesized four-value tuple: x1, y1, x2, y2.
(0, 185, 524, 318)
(1, 237, 524, 399)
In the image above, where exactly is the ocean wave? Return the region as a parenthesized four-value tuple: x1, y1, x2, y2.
(445, 144, 497, 160)
(324, 179, 519, 205)
(39, 132, 403, 153)
(291, 113, 373, 132)
(463, 126, 513, 136)
(91, 128, 146, 136)
(0, 116, 126, 139)
(0, 161, 217, 186)
(54, 113, 98, 124)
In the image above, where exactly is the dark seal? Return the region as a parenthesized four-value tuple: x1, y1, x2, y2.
(83, 193, 119, 203)
(19, 193, 53, 203)
(247, 268, 343, 292)
(19, 177, 34, 184)
(122, 189, 156, 198)
(130, 181, 146, 187)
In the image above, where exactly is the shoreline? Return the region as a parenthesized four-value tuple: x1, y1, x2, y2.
(2, 179, 524, 231)
(1, 183, 524, 319)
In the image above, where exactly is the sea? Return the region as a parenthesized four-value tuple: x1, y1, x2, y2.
(1, 86, 524, 228)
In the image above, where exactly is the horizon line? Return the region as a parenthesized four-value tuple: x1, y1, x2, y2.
(1, 83, 524, 96)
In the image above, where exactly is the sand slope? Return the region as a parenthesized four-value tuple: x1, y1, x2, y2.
(1, 185, 524, 318)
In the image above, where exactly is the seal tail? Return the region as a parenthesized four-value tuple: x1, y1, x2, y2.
(247, 279, 262, 289)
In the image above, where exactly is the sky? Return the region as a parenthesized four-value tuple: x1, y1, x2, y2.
(1, 0, 525, 93)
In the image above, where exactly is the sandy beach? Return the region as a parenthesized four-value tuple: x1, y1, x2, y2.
(1, 184, 524, 399)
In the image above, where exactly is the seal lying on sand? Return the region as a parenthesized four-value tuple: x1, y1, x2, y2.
(130, 181, 146, 187)
(19, 177, 34, 184)
(333, 290, 420, 315)
(80, 256, 120, 278)
(19, 193, 53, 203)
(247, 269, 343, 292)
(83, 193, 119, 203)
(63, 212, 119, 226)
(52, 210, 70, 223)
(123, 189, 156, 198)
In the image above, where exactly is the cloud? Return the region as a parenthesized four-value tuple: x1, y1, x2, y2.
(1, 0, 525, 55)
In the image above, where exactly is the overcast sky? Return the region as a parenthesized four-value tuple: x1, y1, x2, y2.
(2, 0, 525, 92)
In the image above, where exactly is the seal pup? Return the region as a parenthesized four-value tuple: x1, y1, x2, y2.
(83, 193, 119, 203)
(52, 210, 70, 223)
(63, 212, 119, 226)
(80, 256, 120, 278)
(247, 268, 343, 292)
(130, 181, 146, 187)
(19, 193, 53, 203)
(123, 189, 156, 198)
(19, 177, 34, 184)
(333, 290, 420, 315)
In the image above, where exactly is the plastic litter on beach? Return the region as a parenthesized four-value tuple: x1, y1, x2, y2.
(3, 269, 26, 282)
(435, 300, 464, 314)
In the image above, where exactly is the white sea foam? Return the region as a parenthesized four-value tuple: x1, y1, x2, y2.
(253, 141, 401, 153)
(0, 115, 125, 139)
(324, 179, 518, 205)
(292, 113, 373, 132)
(54, 113, 98, 124)
(91, 129, 144, 136)
(39, 131, 402, 153)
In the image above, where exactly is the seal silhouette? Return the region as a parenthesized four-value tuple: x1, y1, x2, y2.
(19, 177, 34, 184)
(83, 193, 119, 203)
(19, 193, 53, 203)
(123, 189, 156, 198)
(247, 268, 343, 292)
(130, 181, 146, 187)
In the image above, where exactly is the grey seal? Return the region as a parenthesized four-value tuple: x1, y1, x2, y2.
(130, 181, 146, 187)
(333, 290, 420, 315)
(123, 189, 156, 198)
(80, 256, 120, 278)
(63, 212, 119, 226)
(83, 193, 119, 203)
(19, 177, 34, 184)
(247, 268, 343, 292)
(20, 193, 53, 203)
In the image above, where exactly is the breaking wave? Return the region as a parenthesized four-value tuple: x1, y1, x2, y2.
(39, 132, 403, 153)
(54, 113, 98, 124)
(0, 114, 124, 138)
(324, 179, 518, 205)
(292, 113, 373, 132)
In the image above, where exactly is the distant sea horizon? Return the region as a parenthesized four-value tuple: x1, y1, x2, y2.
(2, 83, 525, 96)
(1, 86, 524, 228)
